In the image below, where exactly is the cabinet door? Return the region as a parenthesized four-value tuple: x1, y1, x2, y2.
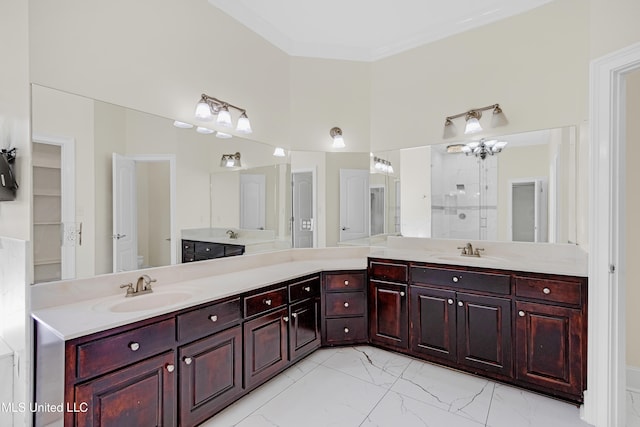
(456, 292, 512, 376)
(410, 286, 457, 362)
(244, 307, 288, 389)
(369, 280, 408, 349)
(74, 352, 176, 427)
(179, 326, 243, 427)
(515, 301, 584, 398)
(289, 299, 321, 361)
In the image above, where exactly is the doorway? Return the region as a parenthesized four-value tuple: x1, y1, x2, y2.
(370, 185, 385, 235)
(240, 174, 266, 230)
(508, 178, 548, 242)
(112, 154, 176, 273)
(339, 169, 370, 242)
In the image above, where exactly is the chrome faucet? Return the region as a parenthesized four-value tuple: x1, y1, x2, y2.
(120, 274, 156, 297)
(457, 242, 484, 257)
(226, 229, 238, 239)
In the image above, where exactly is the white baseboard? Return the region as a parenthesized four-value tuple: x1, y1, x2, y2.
(628, 365, 640, 392)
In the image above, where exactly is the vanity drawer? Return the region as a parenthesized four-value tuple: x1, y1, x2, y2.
(289, 276, 320, 302)
(369, 260, 408, 283)
(514, 276, 583, 306)
(195, 241, 225, 258)
(177, 298, 242, 343)
(411, 266, 510, 295)
(325, 317, 367, 344)
(324, 272, 366, 291)
(325, 292, 366, 317)
(224, 244, 245, 257)
(76, 318, 175, 380)
(244, 287, 287, 317)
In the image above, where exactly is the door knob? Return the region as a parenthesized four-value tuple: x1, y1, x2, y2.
(341, 227, 350, 231)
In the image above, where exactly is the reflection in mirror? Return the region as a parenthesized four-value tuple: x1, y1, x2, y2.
(369, 151, 401, 238)
(425, 127, 576, 243)
(31, 84, 291, 283)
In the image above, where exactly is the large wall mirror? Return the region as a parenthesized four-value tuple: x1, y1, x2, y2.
(396, 126, 576, 243)
(31, 85, 290, 283)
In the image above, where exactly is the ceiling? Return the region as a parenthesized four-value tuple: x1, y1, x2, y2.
(208, 0, 553, 62)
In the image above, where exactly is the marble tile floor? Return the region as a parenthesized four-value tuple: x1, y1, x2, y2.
(201, 345, 595, 427)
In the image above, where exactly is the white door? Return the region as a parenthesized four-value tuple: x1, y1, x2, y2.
(292, 171, 313, 248)
(509, 178, 548, 243)
(113, 153, 138, 272)
(240, 174, 266, 229)
(340, 169, 370, 242)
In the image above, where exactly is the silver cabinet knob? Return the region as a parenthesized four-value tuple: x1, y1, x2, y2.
(400, 291, 405, 297)
(304, 286, 311, 292)
(129, 342, 140, 351)
(183, 357, 192, 365)
(452, 276, 459, 283)
(291, 313, 298, 318)
(344, 280, 349, 286)
(264, 299, 272, 306)
(543, 287, 551, 295)
(205, 248, 210, 251)
(447, 298, 454, 305)
(283, 316, 289, 322)
(344, 327, 350, 333)
(344, 302, 350, 308)
(458, 301, 463, 307)
(519, 310, 526, 317)
(166, 364, 175, 373)
(209, 315, 218, 322)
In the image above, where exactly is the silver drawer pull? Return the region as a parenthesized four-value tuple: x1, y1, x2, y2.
(344, 280, 349, 286)
(283, 316, 289, 322)
(264, 299, 272, 306)
(447, 298, 454, 305)
(519, 310, 526, 317)
(209, 315, 218, 322)
(452, 276, 459, 283)
(205, 248, 210, 252)
(400, 291, 405, 297)
(129, 342, 140, 351)
(543, 287, 551, 295)
(458, 301, 463, 307)
(304, 286, 311, 292)
(344, 327, 350, 333)
(183, 357, 192, 365)
(344, 302, 350, 308)
(291, 313, 298, 318)
(166, 364, 175, 373)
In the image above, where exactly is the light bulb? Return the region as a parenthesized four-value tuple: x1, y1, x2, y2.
(195, 99, 213, 121)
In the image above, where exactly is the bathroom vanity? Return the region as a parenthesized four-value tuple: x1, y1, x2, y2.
(32, 242, 588, 426)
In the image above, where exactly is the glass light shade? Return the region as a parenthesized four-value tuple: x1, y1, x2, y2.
(236, 114, 252, 134)
(461, 146, 472, 154)
(216, 132, 232, 139)
(195, 100, 213, 121)
(464, 117, 482, 134)
(173, 120, 193, 129)
(220, 156, 227, 167)
(332, 135, 345, 149)
(216, 107, 232, 128)
(273, 147, 286, 157)
(387, 165, 394, 174)
(467, 142, 479, 149)
(495, 140, 508, 149)
(196, 127, 215, 134)
(484, 139, 497, 147)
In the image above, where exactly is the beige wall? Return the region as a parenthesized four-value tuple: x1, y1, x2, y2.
(626, 70, 640, 368)
(590, 0, 640, 59)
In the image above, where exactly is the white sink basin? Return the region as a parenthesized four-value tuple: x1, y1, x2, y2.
(93, 290, 195, 313)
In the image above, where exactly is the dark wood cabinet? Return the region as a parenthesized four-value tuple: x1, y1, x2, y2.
(369, 280, 408, 349)
(514, 274, 586, 401)
(456, 292, 512, 376)
(182, 239, 245, 263)
(74, 351, 176, 427)
(289, 299, 321, 361)
(410, 285, 457, 361)
(178, 326, 243, 427)
(243, 307, 289, 390)
(322, 271, 368, 345)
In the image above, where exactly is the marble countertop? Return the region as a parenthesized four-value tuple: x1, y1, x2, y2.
(31, 239, 588, 342)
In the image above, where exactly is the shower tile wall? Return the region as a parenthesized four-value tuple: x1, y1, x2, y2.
(431, 151, 498, 240)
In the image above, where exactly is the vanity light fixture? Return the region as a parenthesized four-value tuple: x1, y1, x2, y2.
(220, 152, 242, 168)
(195, 93, 253, 134)
(373, 157, 394, 174)
(273, 147, 286, 157)
(330, 127, 345, 148)
(461, 138, 508, 160)
(444, 104, 506, 138)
